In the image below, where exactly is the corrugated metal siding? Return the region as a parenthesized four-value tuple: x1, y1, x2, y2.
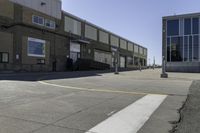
(139, 47, 143, 54)
(85, 24, 97, 41)
(134, 45, 139, 53)
(94, 50, 112, 65)
(111, 35, 119, 47)
(9, 0, 61, 19)
(64, 16, 81, 36)
(128, 42, 133, 51)
(99, 30, 109, 44)
(144, 49, 147, 56)
(120, 39, 127, 49)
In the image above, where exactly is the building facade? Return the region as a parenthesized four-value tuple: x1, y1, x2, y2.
(163, 13, 200, 72)
(0, 0, 147, 72)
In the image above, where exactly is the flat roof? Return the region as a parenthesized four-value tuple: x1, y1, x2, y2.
(62, 11, 147, 50)
(163, 12, 200, 19)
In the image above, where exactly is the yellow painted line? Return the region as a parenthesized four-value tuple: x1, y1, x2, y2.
(38, 80, 168, 96)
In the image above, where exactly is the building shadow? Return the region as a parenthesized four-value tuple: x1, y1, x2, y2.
(0, 68, 140, 82)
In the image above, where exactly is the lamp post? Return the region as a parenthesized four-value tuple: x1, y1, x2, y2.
(161, 56, 168, 78)
(115, 48, 119, 75)
(112, 46, 119, 75)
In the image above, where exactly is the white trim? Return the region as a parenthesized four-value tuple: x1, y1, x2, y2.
(45, 19, 56, 30)
(27, 37, 46, 58)
(32, 15, 45, 26)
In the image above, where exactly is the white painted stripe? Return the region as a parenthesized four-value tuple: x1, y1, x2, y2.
(86, 94, 167, 133)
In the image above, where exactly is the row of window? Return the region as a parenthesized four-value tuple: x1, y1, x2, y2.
(167, 17, 199, 36)
(0, 52, 9, 63)
(64, 16, 147, 55)
(32, 15, 56, 29)
(167, 35, 199, 62)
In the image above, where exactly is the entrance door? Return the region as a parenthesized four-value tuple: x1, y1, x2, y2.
(70, 52, 80, 63)
(70, 42, 81, 63)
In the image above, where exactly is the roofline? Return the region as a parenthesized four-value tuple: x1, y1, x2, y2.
(163, 12, 200, 19)
(62, 11, 147, 50)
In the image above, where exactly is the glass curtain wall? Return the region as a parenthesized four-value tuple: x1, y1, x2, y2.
(166, 17, 200, 62)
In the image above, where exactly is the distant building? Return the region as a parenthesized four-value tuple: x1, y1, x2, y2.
(0, 0, 147, 72)
(163, 13, 200, 72)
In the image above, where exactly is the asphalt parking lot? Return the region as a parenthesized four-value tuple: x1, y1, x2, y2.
(0, 69, 199, 133)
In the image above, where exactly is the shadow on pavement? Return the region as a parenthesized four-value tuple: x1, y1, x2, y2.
(0, 68, 139, 82)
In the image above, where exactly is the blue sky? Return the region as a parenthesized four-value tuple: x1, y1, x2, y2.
(62, 0, 200, 65)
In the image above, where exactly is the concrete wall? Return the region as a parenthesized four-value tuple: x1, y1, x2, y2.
(21, 36, 50, 65)
(0, 0, 14, 19)
(85, 24, 97, 41)
(9, 0, 61, 19)
(166, 62, 200, 73)
(22, 6, 58, 30)
(0, 32, 13, 64)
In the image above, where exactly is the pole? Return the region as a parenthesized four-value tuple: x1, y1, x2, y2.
(115, 48, 119, 74)
(161, 56, 168, 78)
(153, 56, 155, 70)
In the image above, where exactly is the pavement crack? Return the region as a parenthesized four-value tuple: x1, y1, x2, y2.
(169, 86, 190, 133)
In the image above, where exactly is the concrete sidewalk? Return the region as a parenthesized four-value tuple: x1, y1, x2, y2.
(174, 80, 200, 133)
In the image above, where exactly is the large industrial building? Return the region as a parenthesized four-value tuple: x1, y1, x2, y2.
(0, 0, 147, 72)
(163, 13, 200, 72)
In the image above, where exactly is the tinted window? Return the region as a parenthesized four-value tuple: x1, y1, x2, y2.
(192, 18, 199, 34)
(171, 37, 183, 62)
(184, 18, 191, 35)
(184, 36, 188, 61)
(189, 36, 193, 61)
(193, 35, 199, 61)
(167, 20, 179, 36)
(167, 38, 170, 62)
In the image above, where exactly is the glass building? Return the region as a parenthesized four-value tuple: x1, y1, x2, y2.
(163, 13, 200, 72)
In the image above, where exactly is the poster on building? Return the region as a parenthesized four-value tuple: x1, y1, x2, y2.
(28, 37, 46, 57)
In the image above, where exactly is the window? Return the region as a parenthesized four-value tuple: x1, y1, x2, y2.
(184, 36, 189, 61)
(171, 37, 183, 62)
(192, 18, 199, 34)
(184, 18, 191, 35)
(28, 37, 46, 58)
(0, 52, 9, 63)
(45, 19, 56, 29)
(32, 15, 44, 26)
(127, 57, 133, 65)
(193, 35, 199, 61)
(167, 20, 179, 36)
(189, 36, 193, 61)
(167, 37, 171, 62)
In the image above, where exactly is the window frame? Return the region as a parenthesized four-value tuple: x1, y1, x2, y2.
(32, 15, 45, 26)
(45, 19, 56, 29)
(27, 37, 46, 58)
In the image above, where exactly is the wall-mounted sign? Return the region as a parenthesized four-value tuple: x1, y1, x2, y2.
(28, 37, 46, 58)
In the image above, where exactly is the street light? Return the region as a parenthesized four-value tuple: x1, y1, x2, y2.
(112, 46, 119, 75)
